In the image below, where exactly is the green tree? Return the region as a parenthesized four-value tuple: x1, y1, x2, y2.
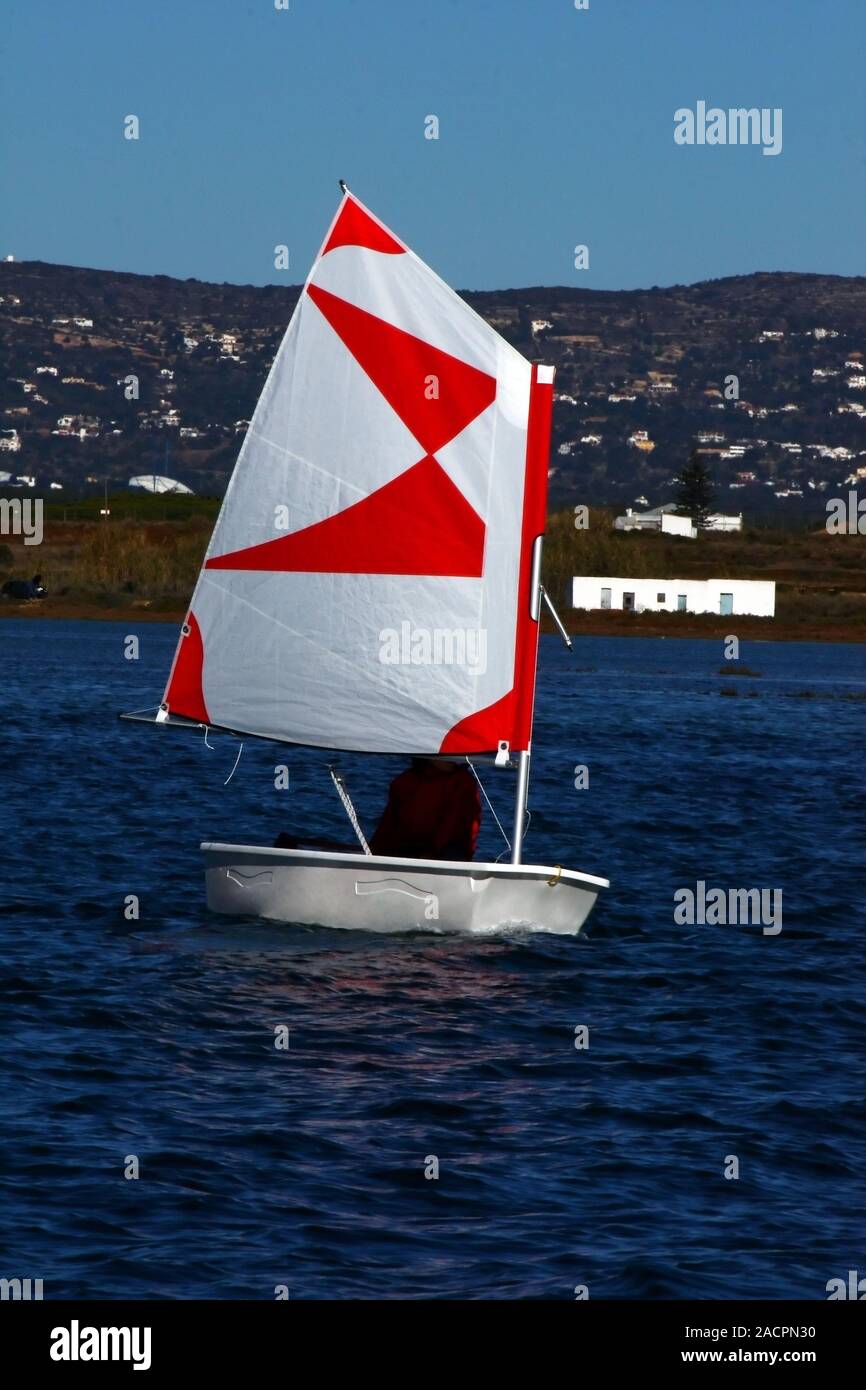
(674, 449, 714, 527)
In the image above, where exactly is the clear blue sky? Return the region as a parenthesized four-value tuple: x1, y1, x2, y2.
(1, 0, 863, 290)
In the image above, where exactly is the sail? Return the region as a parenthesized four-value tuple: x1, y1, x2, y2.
(161, 192, 554, 755)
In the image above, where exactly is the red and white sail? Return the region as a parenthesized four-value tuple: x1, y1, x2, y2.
(161, 192, 553, 755)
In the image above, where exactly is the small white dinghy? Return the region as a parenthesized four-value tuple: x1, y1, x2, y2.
(202, 843, 608, 936)
(124, 186, 609, 935)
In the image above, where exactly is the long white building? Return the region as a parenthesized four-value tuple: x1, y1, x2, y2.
(572, 576, 775, 617)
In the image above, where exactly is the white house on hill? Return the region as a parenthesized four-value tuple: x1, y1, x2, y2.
(572, 577, 775, 617)
(614, 503, 743, 536)
(615, 505, 696, 537)
(704, 512, 744, 532)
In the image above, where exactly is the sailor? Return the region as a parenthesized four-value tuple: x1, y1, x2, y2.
(370, 757, 481, 861)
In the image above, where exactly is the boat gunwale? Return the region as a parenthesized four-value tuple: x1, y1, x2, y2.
(200, 841, 610, 891)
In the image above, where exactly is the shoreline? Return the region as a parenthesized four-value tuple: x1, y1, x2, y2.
(558, 612, 866, 645)
(2, 600, 864, 645)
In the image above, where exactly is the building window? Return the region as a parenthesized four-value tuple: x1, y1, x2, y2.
(720, 593, 734, 616)
(677, 594, 687, 611)
(657, 592, 665, 602)
(623, 591, 635, 612)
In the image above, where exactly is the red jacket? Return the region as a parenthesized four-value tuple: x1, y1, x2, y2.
(370, 764, 481, 861)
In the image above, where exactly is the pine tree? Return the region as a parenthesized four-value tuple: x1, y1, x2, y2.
(674, 450, 714, 527)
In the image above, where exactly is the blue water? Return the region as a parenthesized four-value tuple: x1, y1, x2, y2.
(1, 620, 864, 1299)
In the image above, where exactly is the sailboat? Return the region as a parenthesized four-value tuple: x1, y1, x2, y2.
(123, 188, 609, 934)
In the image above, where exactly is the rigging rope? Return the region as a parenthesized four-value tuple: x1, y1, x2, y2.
(223, 742, 244, 785)
(201, 723, 244, 784)
(329, 766, 372, 855)
(466, 758, 511, 859)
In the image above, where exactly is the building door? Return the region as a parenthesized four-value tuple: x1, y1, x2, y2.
(600, 587, 612, 609)
(719, 593, 734, 616)
(677, 594, 687, 611)
(623, 591, 635, 612)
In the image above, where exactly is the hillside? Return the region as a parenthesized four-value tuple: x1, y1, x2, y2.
(1, 260, 865, 514)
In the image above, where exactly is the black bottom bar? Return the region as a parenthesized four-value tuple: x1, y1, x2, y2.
(1, 1298, 859, 1375)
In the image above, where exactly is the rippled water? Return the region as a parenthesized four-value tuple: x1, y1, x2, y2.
(1, 620, 864, 1298)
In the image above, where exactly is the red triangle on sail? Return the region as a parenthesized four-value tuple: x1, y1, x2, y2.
(322, 198, 405, 257)
(440, 687, 515, 755)
(166, 610, 210, 723)
(307, 283, 496, 456)
(206, 454, 485, 577)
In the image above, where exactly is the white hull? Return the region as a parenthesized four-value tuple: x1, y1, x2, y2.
(202, 842, 609, 936)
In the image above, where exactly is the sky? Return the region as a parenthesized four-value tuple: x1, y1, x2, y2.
(1, 0, 863, 292)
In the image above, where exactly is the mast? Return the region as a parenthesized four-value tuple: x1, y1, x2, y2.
(510, 749, 530, 864)
(511, 590, 573, 864)
(508, 362, 555, 865)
